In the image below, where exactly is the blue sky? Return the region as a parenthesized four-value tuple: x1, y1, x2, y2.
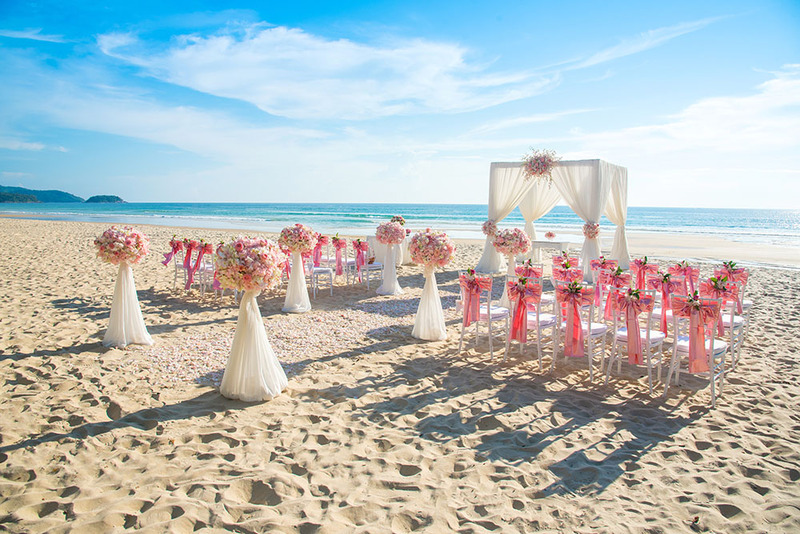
(1, 0, 798, 207)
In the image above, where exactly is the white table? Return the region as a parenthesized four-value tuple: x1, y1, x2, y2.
(530, 240, 571, 262)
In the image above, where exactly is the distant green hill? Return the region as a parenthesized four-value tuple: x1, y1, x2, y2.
(0, 185, 84, 202)
(86, 195, 125, 203)
(0, 191, 40, 203)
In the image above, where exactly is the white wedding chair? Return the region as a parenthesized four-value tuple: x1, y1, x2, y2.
(503, 276, 558, 370)
(604, 288, 665, 395)
(356, 240, 384, 289)
(458, 272, 510, 359)
(554, 280, 608, 381)
(306, 255, 334, 298)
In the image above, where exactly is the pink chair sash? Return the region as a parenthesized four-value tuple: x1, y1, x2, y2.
(508, 281, 543, 344)
(162, 241, 183, 266)
(552, 255, 579, 267)
(672, 297, 721, 373)
(312, 243, 323, 267)
(515, 265, 543, 278)
(699, 279, 737, 335)
(590, 260, 618, 306)
(646, 275, 682, 334)
(714, 268, 746, 313)
(612, 291, 655, 365)
(459, 275, 492, 327)
(668, 264, 699, 294)
(555, 285, 594, 357)
(631, 260, 659, 290)
(553, 266, 582, 283)
(186, 242, 213, 290)
(601, 272, 631, 320)
(182, 241, 197, 270)
(332, 239, 346, 276)
(353, 241, 368, 282)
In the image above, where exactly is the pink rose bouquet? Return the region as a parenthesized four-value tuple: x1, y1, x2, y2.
(492, 228, 531, 256)
(482, 219, 498, 237)
(390, 215, 406, 226)
(544, 231, 556, 240)
(278, 223, 317, 254)
(94, 226, 150, 265)
(376, 221, 406, 245)
(409, 228, 455, 268)
(215, 237, 286, 291)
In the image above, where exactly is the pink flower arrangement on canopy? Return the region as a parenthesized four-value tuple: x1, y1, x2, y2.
(94, 226, 150, 265)
(492, 228, 531, 256)
(482, 219, 498, 237)
(521, 148, 560, 182)
(409, 228, 455, 268)
(215, 237, 286, 291)
(376, 221, 406, 245)
(582, 222, 600, 239)
(278, 223, 318, 254)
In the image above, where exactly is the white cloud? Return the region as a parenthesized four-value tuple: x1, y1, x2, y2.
(0, 138, 45, 151)
(0, 28, 66, 43)
(469, 109, 595, 135)
(98, 24, 558, 120)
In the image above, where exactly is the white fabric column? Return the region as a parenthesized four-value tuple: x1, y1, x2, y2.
(221, 289, 288, 401)
(552, 160, 612, 281)
(377, 244, 403, 295)
(518, 181, 562, 260)
(400, 235, 413, 265)
(282, 251, 311, 313)
(103, 262, 153, 348)
(498, 255, 516, 309)
(603, 165, 630, 269)
(411, 267, 447, 341)
(475, 163, 536, 273)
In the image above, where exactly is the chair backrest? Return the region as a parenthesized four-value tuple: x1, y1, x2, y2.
(552, 254, 579, 268)
(714, 266, 749, 300)
(552, 266, 583, 283)
(670, 294, 723, 337)
(460, 270, 493, 307)
(515, 262, 544, 279)
(668, 262, 701, 293)
(609, 287, 657, 331)
(645, 273, 684, 304)
(554, 280, 595, 327)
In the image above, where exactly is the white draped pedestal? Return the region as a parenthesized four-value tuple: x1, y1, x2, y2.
(376, 244, 403, 295)
(221, 289, 288, 401)
(282, 251, 311, 313)
(411, 267, 447, 341)
(498, 255, 516, 309)
(103, 262, 153, 348)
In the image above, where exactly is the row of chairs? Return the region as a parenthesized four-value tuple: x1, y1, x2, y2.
(457, 259, 752, 406)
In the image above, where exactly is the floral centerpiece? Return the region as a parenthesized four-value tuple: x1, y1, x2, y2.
(544, 231, 556, 240)
(215, 237, 286, 291)
(521, 148, 560, 182)
(408, 229, 455, 268)
(482, 219, 498, 238)
(278, 223, 317, 254)
(390, 215, 406, 226)
(492, 228, 531, 256)
(94, 226, 150, 265)
(376, 221, 406, 245)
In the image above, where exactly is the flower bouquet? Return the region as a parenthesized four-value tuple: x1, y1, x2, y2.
(215, 237, 288, 401)
(544, 231, 556, 240)
(376, 221, 406, 245)
(279, 224, 317, 313)
(521, 148, 559, 182)
(408, 228, 455, 269)
(492, 228, 531, 308)
(375, 221, 406, 295)
(482, 219, 498, 237)
(409, 229, 455, 341)
(94, 226, 152, 348)
(390, 215, 406, 226)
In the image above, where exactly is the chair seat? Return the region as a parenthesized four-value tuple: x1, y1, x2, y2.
(560, 322, 608, 336)
(312, 266, 333, 275)
(479, 305, 509, 320)
(614, 327, 666, 345)
(540, 293, 555, 304)
(674, 335, 728, 355)
(528, 312, 557, 328)
(721, 314, 745, 329)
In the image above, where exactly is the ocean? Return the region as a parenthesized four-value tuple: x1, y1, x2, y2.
(2, 202, 799, 248)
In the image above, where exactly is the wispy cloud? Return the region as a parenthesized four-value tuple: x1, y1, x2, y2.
(469, 109, 595, 135)
(98, 25, 558, 120)
(0, 28, 66, 43)
(0, 138, 45, 151)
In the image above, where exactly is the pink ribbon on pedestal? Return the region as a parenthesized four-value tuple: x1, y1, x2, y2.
(555, 285, 594, 357)
(672, 297, 721, 373)
(646, 274, 682, 334)
(459, 275, 492, 327)
(631, 260, 659, 290)
(612, 291, 655, 364)
(507, 281, 542, 343)
(353, 240, 368, 282)
(601, 271, 632, 320)
(162, 240, 184, 266)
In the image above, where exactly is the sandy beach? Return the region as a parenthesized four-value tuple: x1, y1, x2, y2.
(1, 216, 799, 533)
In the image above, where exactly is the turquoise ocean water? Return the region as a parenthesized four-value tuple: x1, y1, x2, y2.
(2, 203, 799, 247)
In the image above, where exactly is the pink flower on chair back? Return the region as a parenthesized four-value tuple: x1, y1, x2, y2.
(278, 224, 317, 254)
(515, 259, 543, 278)
(376, 221, 405, 245)
(507, 277, 543, 344)
(94, 226, 149, 266)
(611, 288, 655, 365)
(717, 261, 748, 285)
(671, 294, 721, 373)
(312, 233, 328, 267)
(553, 253, 579, 267)
(552, 266, 582, 283)
(459, 270, 492, 327)
(492, 228, 530, 256)
(409, 229, 455, 268)
(700, 276, 738, 335)
(329, 234, 347, 275)
(215, 237, 285, 291)
(556, 282, 594, 358)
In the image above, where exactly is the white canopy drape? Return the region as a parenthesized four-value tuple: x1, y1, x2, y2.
(474, 163, 535, 272)
(475, 159, 631, 276)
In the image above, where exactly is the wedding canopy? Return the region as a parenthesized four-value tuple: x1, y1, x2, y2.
(475, 159, 630, 278)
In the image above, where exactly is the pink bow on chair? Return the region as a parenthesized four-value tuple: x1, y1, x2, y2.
(631, 257, 658, 289)
(332, 237, 346, 276)
(715, 267, 747, 313)
(612, 289, 655, 364)
(668, 262, 699, 294)
(182, 239, 198, 271)
(515, 265, 543, 278)
(646, 273, 681, 334)
(699, 278, 736, 336)
(312, 235, 327, 267)
(162, 238, 183, 266)
(186, 241, 213, 290)
(556, 283, 594, 358)
(507, 280, 543, 343)
(601, 270, 632, 320)
(672, 296, 721, 373)
(590, 258, 618, 306)
(553, 266, 582, 283)
(459, 274, 492, 327)
(353, 240, 368, 282)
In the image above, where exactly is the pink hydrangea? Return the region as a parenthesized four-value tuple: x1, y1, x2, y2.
(278, 223, 318, 254)
(94, 226, 149, 265)
(492, 228, 531, 256)
(408, 229, 455, 268)
(376, 221, 406, 245)
(215, 237, 286, 291)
